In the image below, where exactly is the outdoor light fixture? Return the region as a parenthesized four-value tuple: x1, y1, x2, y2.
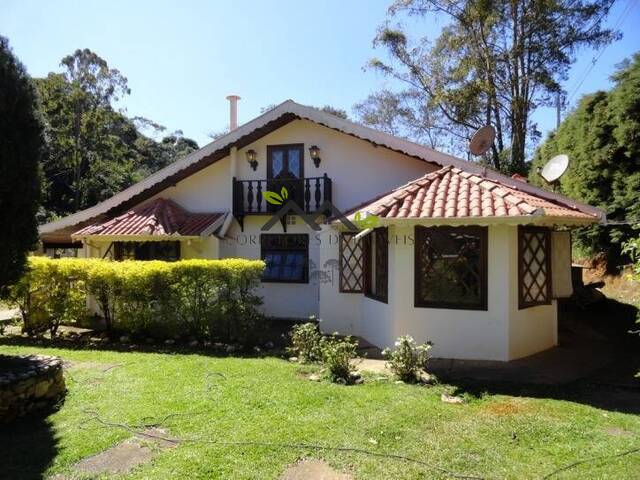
(309, 145, 321, 168)
(246, 149, 258, 171)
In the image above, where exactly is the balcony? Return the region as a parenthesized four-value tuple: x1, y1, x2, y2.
(232, 174, 332, 229)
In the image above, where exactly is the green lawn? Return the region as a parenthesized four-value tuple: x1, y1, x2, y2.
(1, 344, 639, 479)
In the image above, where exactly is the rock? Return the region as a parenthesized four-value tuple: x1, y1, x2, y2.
(264, 341, 274, 349)
(119, 335, 130, 343)
(354, 377, 364, 385)
(253, 346, 261, 353)
(189, 340, 199, 348)
(288, 357, 299, 363)
(164, 339, 175, 346)
(225, 345, 236, 353)
(308, 373, 322, 382)
(441, 393, 464, 404)
(416, 371, 435, 384)
(203, 341, 212, 348)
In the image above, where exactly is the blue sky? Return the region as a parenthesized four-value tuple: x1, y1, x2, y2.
(2, 0, 639, 150)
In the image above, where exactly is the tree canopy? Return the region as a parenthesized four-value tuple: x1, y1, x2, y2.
(36, 49, 199, 220)
(530, 53, 640, 263)
(360, 0, 619, 173)
(0, 36, 44, 291)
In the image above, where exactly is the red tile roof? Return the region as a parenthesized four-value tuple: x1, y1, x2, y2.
(73, 198, 225, 237)
(348, 166, 597, 221)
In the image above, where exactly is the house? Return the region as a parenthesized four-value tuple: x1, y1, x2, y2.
(39, 98, 604, 361)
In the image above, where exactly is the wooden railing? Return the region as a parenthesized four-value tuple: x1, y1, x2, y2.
(233, 174, 332, 217)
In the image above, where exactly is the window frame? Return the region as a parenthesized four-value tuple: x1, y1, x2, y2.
(260, 233, 309, 284)
(113, 241, 181, 261)
(414, 225, 488, 311)
(339, 232, 364, 293)
(518, 226, 552, 309)
(363, 227, 388, 303)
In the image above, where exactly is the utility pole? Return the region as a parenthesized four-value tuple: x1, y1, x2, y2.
(556, 92, 562, 130)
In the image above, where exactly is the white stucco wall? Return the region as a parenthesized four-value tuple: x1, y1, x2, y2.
(319, 223, 559, 361)
(233, 119, 436, 212)
(386, 224, 511, 360)
(505, 226, 558, 360)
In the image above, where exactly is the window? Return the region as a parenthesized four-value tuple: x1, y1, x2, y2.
(339, 232, 364, 293)
(267, 144, 305, 212)
(113, 241, 180, 261)
(43, 242, 81, 259)
(267, 144, 304, 179)
(260, 234, 309, 283)
(518, 226, 551, 309)
(364, 228, 388, 302)
(414, 226, 487, 310)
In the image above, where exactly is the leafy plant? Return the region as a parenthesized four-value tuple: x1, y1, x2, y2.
(2, 257, 265, 343)
(288, 321, 322, 362)
(382, 335, 433, 383)
(319, 333, 359, 384)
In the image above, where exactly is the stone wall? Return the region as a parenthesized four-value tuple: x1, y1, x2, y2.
(0, 354, 66, 422)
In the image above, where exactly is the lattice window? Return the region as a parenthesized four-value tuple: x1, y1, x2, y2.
(414, 226, 487, 310)
(518, 226, 551, 309)
(339, 233, 363, 293)
(364, 228, 388, 303)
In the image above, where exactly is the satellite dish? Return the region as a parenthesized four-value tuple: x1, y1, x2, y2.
(469, 125, 496, 156)
(541, 154, 569, 183)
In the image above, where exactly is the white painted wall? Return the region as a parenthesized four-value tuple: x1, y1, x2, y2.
(505, 226, 558, 360)
(318, 227, 362, 335)
(319, 223, 560, 361)
(234, 119, 436, 211)
(387, 224, 511, 361)
(150, 156, 232, 213)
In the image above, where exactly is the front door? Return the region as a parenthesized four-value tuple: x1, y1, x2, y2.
(267, 144, 304, 211)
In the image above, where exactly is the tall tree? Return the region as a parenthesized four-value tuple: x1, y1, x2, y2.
(364, 0, 619, 173)
(0, 37, 44, 291)
(36, 49, 198, 219)
(530, 53, 640, 265)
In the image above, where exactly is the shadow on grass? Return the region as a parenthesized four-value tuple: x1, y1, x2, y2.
(0, 405, 60, 480)
(446, 378, 640, 415)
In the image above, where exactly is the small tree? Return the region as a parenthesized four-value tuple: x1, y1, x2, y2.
(0, 36, 44, 293)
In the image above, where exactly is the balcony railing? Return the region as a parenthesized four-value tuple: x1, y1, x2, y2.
(233, 174, 332, 221)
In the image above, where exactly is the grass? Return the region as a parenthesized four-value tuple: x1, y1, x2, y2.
(1, 344, 639, 479)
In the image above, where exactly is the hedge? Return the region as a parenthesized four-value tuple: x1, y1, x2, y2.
(4, 257, 265, 342)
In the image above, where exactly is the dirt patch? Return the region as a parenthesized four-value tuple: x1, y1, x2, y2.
(481, 399, 532, 416)
(67, 428, 178, 476)
(280, 459, 353, 480)
(604, 426, 636, 438)
(63, 360, 122, 372)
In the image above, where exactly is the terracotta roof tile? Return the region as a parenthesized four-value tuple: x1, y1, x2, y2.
(73, 198, 225, 237)
(346, 166, 597, 222)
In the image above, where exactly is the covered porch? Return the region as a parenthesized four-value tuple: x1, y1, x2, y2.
(69, 198, 228, 260)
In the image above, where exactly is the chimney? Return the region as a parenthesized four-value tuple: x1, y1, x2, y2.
(226, 94, 241, 131)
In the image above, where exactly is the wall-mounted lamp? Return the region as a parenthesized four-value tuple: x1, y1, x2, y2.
(245, 149, 258, 171)
(309, 145, 321, 168)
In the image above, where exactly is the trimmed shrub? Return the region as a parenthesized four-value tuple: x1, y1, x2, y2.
(288, 321, 322, 362)
(6, 257, 88, 336)
(382, 335, 432, 383)
(3, 257, 265, 343)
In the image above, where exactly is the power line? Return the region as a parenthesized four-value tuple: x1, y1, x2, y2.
(566, 0, 637, 104)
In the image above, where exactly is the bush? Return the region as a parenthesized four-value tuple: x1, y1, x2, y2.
(288, 321, 322, 362)
(3, 257, 265, 343)
(6, 257, 88, 336)
(319, 333, 359, 384)
(382, 335, 432, 383)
